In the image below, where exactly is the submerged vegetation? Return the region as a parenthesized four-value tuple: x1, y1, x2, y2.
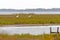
(0, 14, 60, 25)
(0, 34, 60, 40)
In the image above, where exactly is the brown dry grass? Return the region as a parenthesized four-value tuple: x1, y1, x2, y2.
(0, 34, 59, 40)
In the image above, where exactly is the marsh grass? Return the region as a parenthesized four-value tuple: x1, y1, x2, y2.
(0, 14, 60, 25)
(0, 34, 60, 40)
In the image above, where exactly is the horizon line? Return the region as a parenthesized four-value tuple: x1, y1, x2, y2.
(0, 8, 60, 10)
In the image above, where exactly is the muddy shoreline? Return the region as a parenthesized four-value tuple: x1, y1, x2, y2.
(1, 24, 60, 27)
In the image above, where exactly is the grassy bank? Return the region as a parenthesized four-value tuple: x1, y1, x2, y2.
(0, 34, 60, 40)
(0, 14, 60, 25)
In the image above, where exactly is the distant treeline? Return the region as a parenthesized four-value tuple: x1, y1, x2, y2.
(1, 8, 60, 12)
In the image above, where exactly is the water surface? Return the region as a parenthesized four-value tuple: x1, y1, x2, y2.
(0, 26, 60, 35)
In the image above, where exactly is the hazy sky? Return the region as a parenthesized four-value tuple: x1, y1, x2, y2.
(0, 0, 60, 9)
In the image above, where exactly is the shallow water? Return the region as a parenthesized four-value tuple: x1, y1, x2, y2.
(0, 12, 60, 14)
(0, 26, 60, 35)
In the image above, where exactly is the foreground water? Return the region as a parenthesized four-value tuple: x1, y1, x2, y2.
(0, 25, 60, 35)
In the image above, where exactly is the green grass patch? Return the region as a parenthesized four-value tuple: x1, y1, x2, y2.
(0, 14, 60, 25)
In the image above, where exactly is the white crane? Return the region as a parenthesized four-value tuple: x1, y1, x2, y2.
(16, 15, 19, 18)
